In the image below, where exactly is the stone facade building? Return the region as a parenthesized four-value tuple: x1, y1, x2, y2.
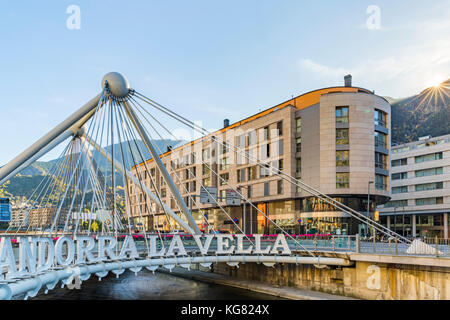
(129, 76, 391, 235)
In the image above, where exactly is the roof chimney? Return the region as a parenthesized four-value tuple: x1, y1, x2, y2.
(344, 74, 352, 87)
(223, 119, 230, 128)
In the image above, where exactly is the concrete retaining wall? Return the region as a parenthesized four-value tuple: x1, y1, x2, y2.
(210, 259, 450, 300)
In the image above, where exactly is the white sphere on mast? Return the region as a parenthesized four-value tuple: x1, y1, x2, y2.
(101, 72, 130, 98)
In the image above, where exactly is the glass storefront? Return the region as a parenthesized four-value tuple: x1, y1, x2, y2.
(380, 213, 448, 238)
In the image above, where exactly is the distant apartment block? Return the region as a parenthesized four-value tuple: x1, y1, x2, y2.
(378, 135, 450, 238)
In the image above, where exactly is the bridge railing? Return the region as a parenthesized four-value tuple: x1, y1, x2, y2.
(358, 236, 450, 257)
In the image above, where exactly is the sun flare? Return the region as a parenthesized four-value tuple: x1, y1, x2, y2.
(426, 76, 446, 88)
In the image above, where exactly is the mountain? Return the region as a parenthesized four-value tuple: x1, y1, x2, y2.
(391, 79, 450, 144)
(0, 139, 184, 203)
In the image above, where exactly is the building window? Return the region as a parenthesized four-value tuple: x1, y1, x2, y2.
(391, 158, 407, 167)
(336, 106, 349, 124)
(392, 172, 408, 180)
(219, 189, 227, 201)
(415, 182, 443, 192)
(260, 126, 270, 141)
(248, 166, 257, 180)
(375, 132, 387, 148)
(392, 186, 408, 194)
(296, 118, 302, 134)
(385, 200, 408, 208)
(276, 139, 283, 156)
(415, 152, 443, 163)
(374, 109, 387, 127)
(415, 167, 443, 177)
(375, 152, 388, 170)
(237, 169, 246, 183)
(202, 148, 210, 160)
(336, 173, 349, 189)
(278, 159, 284, 172)
(248, 130, 257, 146)
(221, 141, 229, 154)
(236, 135, 245, 148)
(219, 173, 229, 186)
(161, 188, 167, 198)
(277, 121, 283, 136)
(247, 186, 252, 198)
(202, 163, 210, 175)
(202, 177, 211, 187)
(190, 181, 197, 193)
(260, 163, 270, 178)
(336, 128, 349, 145)
(296, 137, 302, 152)
(264, 182, 270, 196)
(375, 174, 387, 190)
(296, 158, 301, 173)
(219, 157, 229, 170)
(416, 197, 444, 206)
(277, 180, 283, 195)
(336, 151, 349, 167)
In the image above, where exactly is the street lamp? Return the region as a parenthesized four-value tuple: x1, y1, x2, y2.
(367, 181, 374, 237)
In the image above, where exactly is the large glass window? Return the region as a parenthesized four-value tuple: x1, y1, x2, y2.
(415, 167, 443, 177)
(375, 174, 387, 190)
(336, 151, 349, 167)
(260, 163, 271, 178)
(237, 169, 246, 183)
(336, 173, 349, 189)
(392, 158, 407, 167)
(219, 173, 229, 186)
(296, 158, 301, 173)
(416, 197, 444, 206)
(374, 109, 387, 127)
(375, 132, 387, 148)
(236, 135, 245, 148)
(202, 177, 211, 187)
(247, 166, 257, 180)
(392, 172, 408, 180)
(415, 152, 443, 163)
(277, 121, 283, 136)
(336, 129, 349, 145)
(248, 131, 257, 146)
(415, 182, 443, 192)
(277, 180, 283, 195)
(296, 137, 302, 152)
(202, 163, 210, 175)
(375, 152, 388, 170)
(336, 106, 349, 124)
(296, 118, 302, 134)
(264, 182, 270, 196)
(385, 200, 408, 208)
(219, 157, 230, 170)
(392, 186, 408, 194)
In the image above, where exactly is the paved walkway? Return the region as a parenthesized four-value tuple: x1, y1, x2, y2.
(158, 267, 356, 300)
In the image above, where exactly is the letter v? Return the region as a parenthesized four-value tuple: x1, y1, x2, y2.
(193, 235, 214, 255)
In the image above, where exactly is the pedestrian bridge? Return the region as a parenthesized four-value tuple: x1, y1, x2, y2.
(0, 72, 447, 300)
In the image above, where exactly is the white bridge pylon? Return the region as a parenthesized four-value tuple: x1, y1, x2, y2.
(0, 72, 411, 300)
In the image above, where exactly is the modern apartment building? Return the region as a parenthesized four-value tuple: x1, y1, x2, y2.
(378, 135, 450, 239)
(129, 76, 391, 235)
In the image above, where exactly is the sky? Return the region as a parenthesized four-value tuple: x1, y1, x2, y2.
(0, 0, 449, 165)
